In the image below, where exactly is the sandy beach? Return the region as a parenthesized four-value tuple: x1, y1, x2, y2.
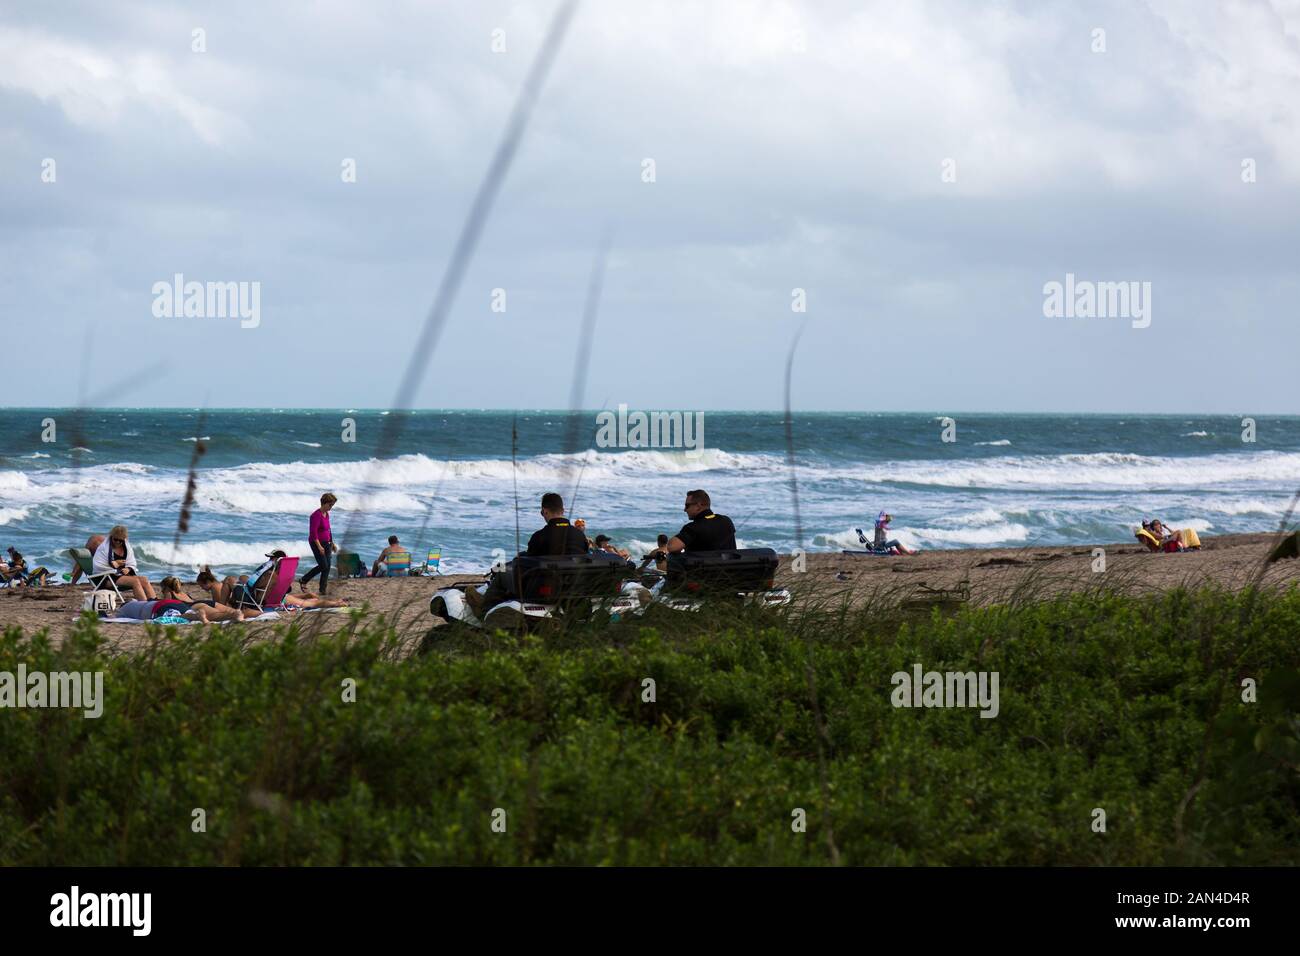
(3, 531, 1297, 651)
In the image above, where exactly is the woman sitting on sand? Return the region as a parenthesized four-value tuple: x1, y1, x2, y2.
(1144, 519, 1189, 552)
(874, 512, 916, 555)
(92, 525, 157, 600)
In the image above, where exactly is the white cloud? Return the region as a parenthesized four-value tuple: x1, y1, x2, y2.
(0, 25, 246, 145)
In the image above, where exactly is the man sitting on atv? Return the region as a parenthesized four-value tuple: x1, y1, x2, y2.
(659, 489, 737, 555)
(466, 492, 589, 617)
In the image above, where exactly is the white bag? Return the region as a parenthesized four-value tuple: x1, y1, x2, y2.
(83, 590, 121, 614)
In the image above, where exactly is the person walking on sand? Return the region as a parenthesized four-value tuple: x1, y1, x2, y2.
(301, 493, 338, 594)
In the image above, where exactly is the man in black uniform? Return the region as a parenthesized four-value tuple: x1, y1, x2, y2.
(664, 489, 736, 554)
(466, 492, 589, 616)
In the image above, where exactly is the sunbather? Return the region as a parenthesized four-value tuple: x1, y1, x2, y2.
(1, 547, 26, 585)
(227, 552, 350, 610)
(874, 512, 915, 555)
(112, 598, 250, 624)
(1148, 519, 1183, 548)
(196, 568, 242, 605)
(1139, 519, 1200, 552)
(70, 534, 105, 585)
(92, 525, 156, 599)
(159, 576, 261, 620)
(3, 547, 49, 586)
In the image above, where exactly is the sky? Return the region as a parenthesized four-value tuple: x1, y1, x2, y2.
(1, 0, 1298, 413)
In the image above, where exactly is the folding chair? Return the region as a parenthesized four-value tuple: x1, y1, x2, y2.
(420, 548, 442, 576)
(230, 556, 300, 614)
(68, 547, 127, 601)
(382, 549, 413, 576)
(335, 552, 364, 578)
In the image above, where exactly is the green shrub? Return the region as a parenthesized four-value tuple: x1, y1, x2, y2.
(0, 588, 1296, 865)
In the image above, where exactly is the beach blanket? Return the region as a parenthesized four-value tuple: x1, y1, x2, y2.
(85, 607, 348, 625)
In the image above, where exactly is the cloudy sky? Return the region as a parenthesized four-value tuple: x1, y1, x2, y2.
(2, 0, 1298, 412)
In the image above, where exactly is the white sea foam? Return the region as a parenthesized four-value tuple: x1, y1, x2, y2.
(1198, 497, 1288, 516)
(852, 451, 1300, 490)
(293, 441, 323, 448)
(1184, 431, 1209, 437)
(906, 522, 1030, 546)
(133, 538, 308, 569)
(973, 440, 1011, 446)
(0, 506, 30, 526)
(0, 471, 32, 492)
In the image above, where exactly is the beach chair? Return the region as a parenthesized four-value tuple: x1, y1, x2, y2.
(231, 556, 300, 614)
(382, 549, 413, 576)
(335, 551, 364, 578)
(1135, 528, 1162, 551)
(420, 548, 442, 576)
(68, 547, 127, 600)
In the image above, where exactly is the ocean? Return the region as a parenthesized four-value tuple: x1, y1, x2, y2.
(0, 409, 1296, 577)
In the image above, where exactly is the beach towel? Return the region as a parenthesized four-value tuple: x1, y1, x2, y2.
(92, 537, 139, 576)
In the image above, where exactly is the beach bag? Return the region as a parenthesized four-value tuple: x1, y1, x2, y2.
(84, 590, 121, 614)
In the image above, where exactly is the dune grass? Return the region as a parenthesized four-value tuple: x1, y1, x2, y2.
(0, 585, 1297, 865)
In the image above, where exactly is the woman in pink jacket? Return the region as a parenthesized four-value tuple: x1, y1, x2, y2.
(300, 492, 338, 594)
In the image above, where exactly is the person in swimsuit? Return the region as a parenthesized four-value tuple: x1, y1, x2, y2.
(227, 554, 350, 611)
(159, 576, 262, 620)
(113, 598, 249, 624)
